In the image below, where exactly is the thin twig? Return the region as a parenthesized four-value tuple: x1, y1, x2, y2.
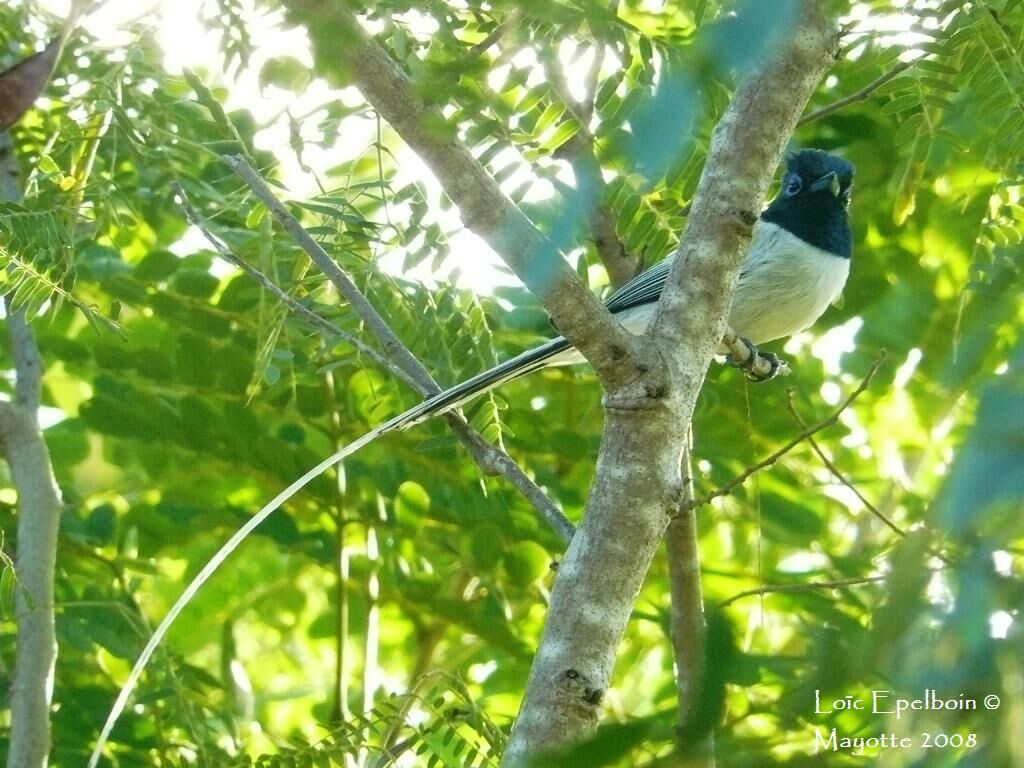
(718, 575, 887, 607)
(685, 352, 886, 511)
(785, 389, 905, 538)
(797, 60, 913, 125)
(469, 19, 509, 56)
(225, 154, 437, 388)
(578, 5, 612, 127)
(786, 389, 953, 566)
(173, 182, 416, 390)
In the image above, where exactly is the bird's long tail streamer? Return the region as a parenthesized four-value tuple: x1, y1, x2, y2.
(87, 428, 381, 768)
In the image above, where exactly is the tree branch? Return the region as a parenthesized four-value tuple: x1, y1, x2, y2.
(653, 13, 840, 353)
(718, 575, 887, 607)
(665, 435, 715, 767)
(588, 205, 639, 288)
(7, 303, 44, 412)
(722, 329, 791, 380)
(173, 182, 417, 390)
(280, 0, 642, 385)
(797, 60, 913, 125)
(178, 177, 574, 543)
(225, 155, 440, 389)
(504, 5, 840, 763)
(537, 39, 640, 288)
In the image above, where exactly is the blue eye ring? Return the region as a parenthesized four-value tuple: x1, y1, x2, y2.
(784, 174, 802, 196)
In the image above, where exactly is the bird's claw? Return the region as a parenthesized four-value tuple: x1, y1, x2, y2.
(726, 337, 788, 382)
(743, 351, 783, 382)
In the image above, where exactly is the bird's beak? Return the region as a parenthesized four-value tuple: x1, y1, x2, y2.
(810, 171, 841, 197)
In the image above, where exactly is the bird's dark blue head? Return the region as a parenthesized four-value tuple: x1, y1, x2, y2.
(761, 149, 854, 259)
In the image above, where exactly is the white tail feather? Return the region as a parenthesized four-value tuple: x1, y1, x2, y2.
(88, 427, 384, 768)
(89, 337, 575, 765)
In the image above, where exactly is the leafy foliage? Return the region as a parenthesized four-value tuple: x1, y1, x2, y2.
(0, 0, 1021, 766)
(227, 675, 504, 767)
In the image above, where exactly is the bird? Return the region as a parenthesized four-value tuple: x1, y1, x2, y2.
(370, 148, 854, 434)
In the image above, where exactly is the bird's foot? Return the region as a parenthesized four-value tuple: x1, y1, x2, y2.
(725, 336, 789, 382)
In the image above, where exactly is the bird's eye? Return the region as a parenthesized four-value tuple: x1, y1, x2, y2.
(784, 174, 802, 196)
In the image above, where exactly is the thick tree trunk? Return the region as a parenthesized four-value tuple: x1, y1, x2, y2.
(502, 5, 839, 762)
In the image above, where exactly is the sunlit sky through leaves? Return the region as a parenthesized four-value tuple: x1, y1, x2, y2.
(31, 0, 942, 295)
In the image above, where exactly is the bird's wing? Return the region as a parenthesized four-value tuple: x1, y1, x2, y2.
(606, 210, 776, 315)
(604, 257, 674, 314)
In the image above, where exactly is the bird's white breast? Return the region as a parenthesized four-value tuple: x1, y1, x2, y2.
(727, 220, 850, 345)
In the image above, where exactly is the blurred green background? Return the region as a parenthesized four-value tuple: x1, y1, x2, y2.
(0, 0, 1022, 765)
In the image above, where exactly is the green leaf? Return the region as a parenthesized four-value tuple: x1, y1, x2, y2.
(881, 93, 922, 114)
(542, 119, 581, 151)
